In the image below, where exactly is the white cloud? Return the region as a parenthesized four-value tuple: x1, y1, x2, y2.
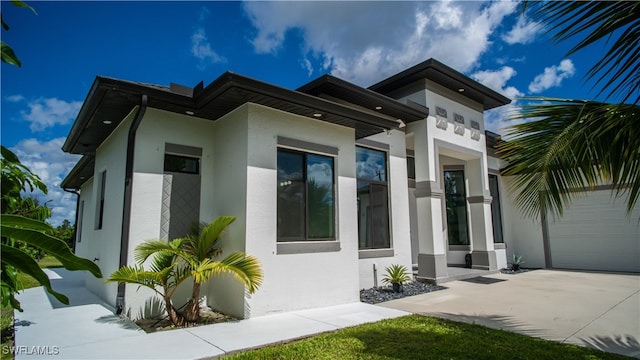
(243, 1, 518, 86)
(21, 98, 82, 132)
(528, 59, 576, 93)
(191, 27, 226, 68)
(10, 138, 81, 226)
(472, 66, 524, 133)
(502, 15, 541, 45)
(190, 6, 226, 69)
(6, 94, 25, 103)
(301, 58, 313, 77)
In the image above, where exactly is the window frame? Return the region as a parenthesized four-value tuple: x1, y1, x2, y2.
(488, 174, 504, 244)
(276, 137, 339, 251)
(356, 144, 392, 252)
(95, 170, 106, 230)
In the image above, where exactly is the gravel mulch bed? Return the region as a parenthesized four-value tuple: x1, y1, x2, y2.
(360, 281, 445, 304)
(499, 267, 533, 275)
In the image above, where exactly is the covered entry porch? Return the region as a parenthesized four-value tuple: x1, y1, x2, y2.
(408, 132, 500, 284)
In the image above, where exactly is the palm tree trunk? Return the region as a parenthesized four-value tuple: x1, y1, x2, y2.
(163, 295, 185, 327)
(182, 281, 201, 323)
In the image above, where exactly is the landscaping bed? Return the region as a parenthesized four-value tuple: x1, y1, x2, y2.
(135, 306, 237, 333)
(360, 281, 444, 304)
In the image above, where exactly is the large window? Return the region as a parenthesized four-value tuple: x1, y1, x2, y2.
(444, 170, 469, 245)
(277, 149, 335, 241)
(489, 174, 504, 243)
(356, 146, 390, 249)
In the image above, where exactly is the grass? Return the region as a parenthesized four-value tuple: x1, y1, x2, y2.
(1, 256, 63, 360)
(227, 315, 628, 360)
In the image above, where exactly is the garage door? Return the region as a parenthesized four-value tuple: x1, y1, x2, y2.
(547, 190, 640, 273)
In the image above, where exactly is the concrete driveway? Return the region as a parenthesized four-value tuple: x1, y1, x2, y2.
(380, 269, 640, 358)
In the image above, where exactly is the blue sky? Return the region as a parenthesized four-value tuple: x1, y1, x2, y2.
(1, 1, 604, 225)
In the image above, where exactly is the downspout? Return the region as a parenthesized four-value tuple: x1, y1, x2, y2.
(116, 95, 148, 314)
(63, 188, 80, 253)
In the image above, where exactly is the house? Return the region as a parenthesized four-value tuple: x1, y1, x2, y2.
(61, 58, 639, 319)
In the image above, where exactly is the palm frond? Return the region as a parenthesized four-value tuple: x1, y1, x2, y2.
(106, 266, 162, 290)
(523, 1, 640, 103)
(192, 252, 263, 294)
(500, 98, 640, 218)
(134, 238, 185, 264)
(198, 216, 235, 259)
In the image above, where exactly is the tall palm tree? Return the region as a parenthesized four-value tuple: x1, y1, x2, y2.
(500, 1, 640, 219)
(108, 216, 263, 325)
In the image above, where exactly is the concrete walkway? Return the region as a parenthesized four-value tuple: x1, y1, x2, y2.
(380, 269, 640, 358)
(13, 268, 408, 359)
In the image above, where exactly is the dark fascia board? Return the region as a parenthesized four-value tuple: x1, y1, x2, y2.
(196, 71, 402, 130)
(60, 155, 95, 189)
(369, 58, 511, 110)
(62, 76, 194, 153)
(296, 74, 428, 121)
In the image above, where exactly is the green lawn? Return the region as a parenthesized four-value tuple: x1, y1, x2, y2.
(227, 315, 627, 360)
(1, 256, 63, 360)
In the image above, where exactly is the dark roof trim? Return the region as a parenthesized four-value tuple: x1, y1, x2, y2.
(62, 76, 194, 153)
(63, 73, 403, 155)
(369, 58, 511, 111)
(297, 74, 428, 122)
(198, 72, 402, 130)
(60, 155, 95, 189)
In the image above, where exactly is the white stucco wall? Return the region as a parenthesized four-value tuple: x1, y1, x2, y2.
(240, 103, 360, 317)
(357, 130, 413, 289)
(499, 176, 546, 268)
(125, 107, 218, 318)
(80, 109, 135, 306)
(205, 105, 249, 318)
(74, 178, 94, 263)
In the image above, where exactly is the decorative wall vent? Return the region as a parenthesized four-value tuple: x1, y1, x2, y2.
(435, 106, 448, 130)
(470, 120, 481, 140)
(454, 113, 465, 135)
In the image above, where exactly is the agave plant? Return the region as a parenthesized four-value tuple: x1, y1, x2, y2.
(382, 264, 411, 293)
(107, 216, 263, 326)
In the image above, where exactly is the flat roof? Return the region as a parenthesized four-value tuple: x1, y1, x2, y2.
(297, 74, 428, 123)
(369, 58, 511, 110)
(63, 72, 404, 156)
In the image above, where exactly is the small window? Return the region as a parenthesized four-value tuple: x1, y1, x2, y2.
(77, 200, 84, 242)
(95, 170, 106, 230)
(407, 156, 416, 180)
(277, 148, 335, 241)
(164, 154, 200, 174)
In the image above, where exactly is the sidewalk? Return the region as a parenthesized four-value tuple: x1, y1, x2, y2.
(13, 269, 408, 359)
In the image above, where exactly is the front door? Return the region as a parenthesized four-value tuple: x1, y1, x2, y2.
(444, 170, 470, 250)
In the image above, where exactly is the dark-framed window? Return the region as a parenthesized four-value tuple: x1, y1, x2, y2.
(356, 146, 390, 250)
(277, 148, 335, 241)
(407, 155, 416, 180)
(489, 174, 504, 243)
(164, 154, 200, 174)
(77, 200, 84, 243)
(444, 169, 469, 245)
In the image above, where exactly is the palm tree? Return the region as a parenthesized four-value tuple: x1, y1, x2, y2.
(500, 1, 640, 219)
(107, 216, 263, 325)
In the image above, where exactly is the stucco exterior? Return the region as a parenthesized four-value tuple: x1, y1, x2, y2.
(65, 57, 636, 324)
